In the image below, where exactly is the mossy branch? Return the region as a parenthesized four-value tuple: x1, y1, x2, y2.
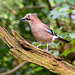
(0, 26, 75, 75)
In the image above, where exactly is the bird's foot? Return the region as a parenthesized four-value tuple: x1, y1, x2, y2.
(44, 49, 48, 52)
(37, 46, 39, 48)
(44, 44, 48, 52)
(37, 44, 41, 48)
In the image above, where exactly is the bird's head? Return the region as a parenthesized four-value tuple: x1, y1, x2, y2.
(21, 14, 37, 23)
(21, 13, 41, 24)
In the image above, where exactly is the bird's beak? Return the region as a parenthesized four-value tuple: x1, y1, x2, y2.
(21, 17, 31, 21)
(21, 18, 26, 20)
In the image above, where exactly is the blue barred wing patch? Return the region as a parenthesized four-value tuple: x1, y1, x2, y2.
(46, 29, 57, 36)
(46, 29, 53, 35)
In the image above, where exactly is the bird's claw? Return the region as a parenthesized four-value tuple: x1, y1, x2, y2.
(44, 49, 48, 52)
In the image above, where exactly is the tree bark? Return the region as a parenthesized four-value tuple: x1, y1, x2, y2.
(0, 26, 75, 75)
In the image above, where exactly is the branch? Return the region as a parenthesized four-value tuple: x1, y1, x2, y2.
(47, 0, 53, 10)
(0, 26, 75, 75)
(14, 5, 47, 10)
(0, 61, 27, 75)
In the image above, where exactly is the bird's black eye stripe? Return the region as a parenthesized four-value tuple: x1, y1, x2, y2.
(26, 18, 31, 20)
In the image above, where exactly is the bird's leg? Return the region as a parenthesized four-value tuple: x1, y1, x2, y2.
(45, 44, 48, 51)
(37, 44, 41, 48)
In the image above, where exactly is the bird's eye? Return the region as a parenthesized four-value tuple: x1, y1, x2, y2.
(26, 15, 31, 20)
(27, 15, 30, 19)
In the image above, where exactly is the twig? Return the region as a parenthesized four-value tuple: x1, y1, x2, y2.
(47, 0, 53, 10)
(0, 61, 27, 75)
(14, 5, 47, 10)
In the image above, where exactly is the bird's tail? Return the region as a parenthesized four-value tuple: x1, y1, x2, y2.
(57, 37, 70, 43)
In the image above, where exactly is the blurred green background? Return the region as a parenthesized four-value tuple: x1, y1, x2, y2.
(0, 0, 75, 75)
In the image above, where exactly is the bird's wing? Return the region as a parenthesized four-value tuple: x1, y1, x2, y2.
(43, 24, 59, 41)
(44, 25, 69, 42)
(46, 29, 59, 41)
(46, 29, 57, 36)
(43, 25, 57, 36)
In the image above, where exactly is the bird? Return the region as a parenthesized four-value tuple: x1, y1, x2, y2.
(21, 13, 69, 51)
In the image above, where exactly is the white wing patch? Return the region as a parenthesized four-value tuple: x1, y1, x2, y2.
(52, 36, 58, 41)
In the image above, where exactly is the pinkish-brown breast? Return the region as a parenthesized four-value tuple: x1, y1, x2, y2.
(30, 23, 53, 44)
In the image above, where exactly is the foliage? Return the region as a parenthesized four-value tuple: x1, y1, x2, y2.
(49, 4, 70, 19)
(0, 0, 75, 75)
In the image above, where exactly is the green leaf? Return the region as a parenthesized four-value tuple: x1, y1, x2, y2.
(72, 10, 75, 14)
(30, 63, 38, 67)
(32, 42, 39, 46)
(32, 67, 43, 72)
(54, 0, 66, 4)
(49, 6, 70, 19)
(70, 39, 75, 45)
(53, 51, 59, 56)
(60, 49, 72, 57)
(55, 27, 63, 33)
(69, 33, 75, 39)
(67, 0, 75, 5)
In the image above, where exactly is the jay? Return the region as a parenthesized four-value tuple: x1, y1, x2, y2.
(21, 13, 69, 51)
